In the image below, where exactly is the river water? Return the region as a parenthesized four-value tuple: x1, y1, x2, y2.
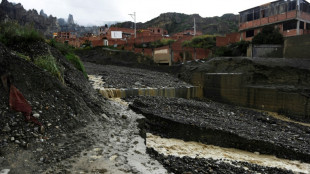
(89, 74, 310, 173)
(147, 133, 310, 173)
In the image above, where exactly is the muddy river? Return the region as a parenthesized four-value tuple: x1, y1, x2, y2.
(146, 133, 310, 173)
(89, 73, 310, 173)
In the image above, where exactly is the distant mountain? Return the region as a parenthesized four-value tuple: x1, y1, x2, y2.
(0, 0, 102, 37)
(0, 0, 59, 38)
(113, 12, 239, 35)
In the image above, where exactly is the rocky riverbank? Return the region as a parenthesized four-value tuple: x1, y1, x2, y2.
(129, 96, 310, 163)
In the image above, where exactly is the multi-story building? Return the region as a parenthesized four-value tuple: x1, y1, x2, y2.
(239, 0, 310, 41)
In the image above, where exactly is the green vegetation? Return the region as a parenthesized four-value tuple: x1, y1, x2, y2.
(48, 39, 88, 78)
(150, 38, 175, 48)
(16, 52, 31, 61)
(182, 35, 216, 49)
(215, 40, 251, 57)
(252, 25, 284, 44)
(82, 40, 92, 48)
(0, 21, 44, 46)
(0, 21, 88, 83)
(34, 54, 64, 83)
(65, 53, 87, 78)
(48, 39, 74, 55)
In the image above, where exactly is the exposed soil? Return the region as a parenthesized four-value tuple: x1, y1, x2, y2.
(0, 41, 111, 173)
(0, 42, 168, 174)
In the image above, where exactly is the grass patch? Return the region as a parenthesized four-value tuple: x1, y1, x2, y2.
(48, 39, 88, 78)
(65, 53, 88, 78)
(16, 52, 31, 61)
(34, 54, 64, 83)
(48, 39, 74, 55)
(0, 21, 44, 46)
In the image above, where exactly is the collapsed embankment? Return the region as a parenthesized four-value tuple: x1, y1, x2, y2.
(129, 96, 310, 163)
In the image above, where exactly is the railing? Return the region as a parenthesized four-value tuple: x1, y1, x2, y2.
(239, 10, 297, 30)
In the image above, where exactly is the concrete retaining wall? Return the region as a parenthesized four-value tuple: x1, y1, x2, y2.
(284, 34, 310, 59)
(196, 72, 310, 119)
(252, 44, 283, 58)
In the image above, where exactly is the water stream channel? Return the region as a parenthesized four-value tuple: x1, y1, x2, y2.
(89, 74, 310, 173)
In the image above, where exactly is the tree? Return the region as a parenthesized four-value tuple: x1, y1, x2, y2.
(252, 25, 284, 44)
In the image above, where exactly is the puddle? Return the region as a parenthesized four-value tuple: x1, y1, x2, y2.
(147, 133, 310, 174)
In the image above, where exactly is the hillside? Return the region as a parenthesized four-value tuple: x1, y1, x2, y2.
(0, 0, 59, 37)
(0, 0, 99, 38)
(114, 12, 239, 35)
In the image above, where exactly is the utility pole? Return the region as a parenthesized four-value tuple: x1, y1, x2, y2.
(297, 0, 301, 35)
(194, 18, 196, 36)
(129, 12, 136, 38)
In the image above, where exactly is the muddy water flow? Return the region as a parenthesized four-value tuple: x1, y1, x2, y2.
(147, 133, 310, 173)
(88, 75, 202, 99)
(89, 74, 310, 173)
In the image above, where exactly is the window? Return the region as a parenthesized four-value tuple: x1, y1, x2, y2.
(307, 23, 310, 30)
(261, 10, 266, 18)
(246, 30, 254, 38)
(253, 7, 260, 20)
(247, 13, 253, 21)
(300, 21, 305, 29)
(288, 1, 297, 11)
(283, 20, 297, 30)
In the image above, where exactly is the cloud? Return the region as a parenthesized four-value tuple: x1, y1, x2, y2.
(7, 0, 273, 26)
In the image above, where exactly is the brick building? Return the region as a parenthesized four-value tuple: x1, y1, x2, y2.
(216, 0, 310, 46)
(239, 0, 310, 40)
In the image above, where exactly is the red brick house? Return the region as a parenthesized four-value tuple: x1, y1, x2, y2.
(217, 0, 310, 46)
(239, 0, 310, 41)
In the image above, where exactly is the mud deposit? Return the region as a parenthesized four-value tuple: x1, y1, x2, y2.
(129, 96, 310, 164)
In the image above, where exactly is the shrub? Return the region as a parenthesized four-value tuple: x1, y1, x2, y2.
(214, 40, 250, 57)
(0, 21, 44, 46)
(65, 53, 87, 78)
(48, 39, 74, 55)
(252, 25, 284, 44)
(150, 38, 175, 48)
(34, 54, 64, 83)
(182, 35, 216, 49)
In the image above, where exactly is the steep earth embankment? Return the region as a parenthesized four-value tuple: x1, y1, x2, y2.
(0, 41, 108, 173)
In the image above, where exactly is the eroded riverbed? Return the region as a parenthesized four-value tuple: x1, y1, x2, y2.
(86, 63, 310, 173)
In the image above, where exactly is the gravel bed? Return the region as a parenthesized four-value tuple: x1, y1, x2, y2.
(84, 62, 191, 88)
(129, 96, 310, 163)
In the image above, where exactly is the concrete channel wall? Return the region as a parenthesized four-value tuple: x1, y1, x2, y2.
(99, 86, 203, 99)
(191, 72, 310, 119)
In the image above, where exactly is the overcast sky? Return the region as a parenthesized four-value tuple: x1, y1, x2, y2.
(7, 0, 272, 26)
